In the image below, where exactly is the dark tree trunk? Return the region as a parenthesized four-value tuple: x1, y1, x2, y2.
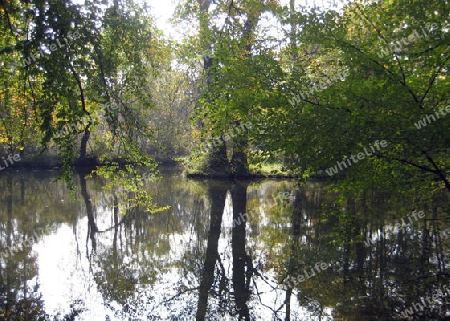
(228, 8, 261, 177)
(231, 136, 249, 178)
(79, 127, 90, 162)
(231, 181, 251, 320)
(198, 1, 232, 175)
(196, 182, 229, 320)
(285, 190, 302, 320)
(207, 141, 232, 176)
(79, 173, 98, 252)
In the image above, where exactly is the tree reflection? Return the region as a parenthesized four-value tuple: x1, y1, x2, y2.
(231, 181, 251, 321)
(79, 173, 98, 253)
(1, 171, 450, 320)
(0, 173, 85, 320)
(196, 182, 229, 320)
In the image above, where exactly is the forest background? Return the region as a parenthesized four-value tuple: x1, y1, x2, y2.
(0, 0, 449, 203)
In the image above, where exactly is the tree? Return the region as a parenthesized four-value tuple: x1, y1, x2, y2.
(0, 0, 166, 207)
(263, 0, 450, 196)
(179, 0, 283, 177)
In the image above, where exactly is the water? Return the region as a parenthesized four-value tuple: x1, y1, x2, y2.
(0, 168, 449, 320)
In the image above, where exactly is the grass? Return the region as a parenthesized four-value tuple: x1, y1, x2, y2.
(248, 162, 295, 178)
(181, 153, 297, 178)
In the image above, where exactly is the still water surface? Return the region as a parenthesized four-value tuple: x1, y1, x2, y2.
(0, 168, 449, 320)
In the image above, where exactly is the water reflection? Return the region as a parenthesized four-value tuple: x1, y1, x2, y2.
(0, 169, 449, 320)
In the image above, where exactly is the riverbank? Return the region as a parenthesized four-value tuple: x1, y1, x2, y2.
(0, 154, 178, 172)
(184, 162, 332, 180)
(0, 155, 332, 182)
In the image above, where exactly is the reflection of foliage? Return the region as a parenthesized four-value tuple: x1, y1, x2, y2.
(1, 294, 47, 321)
(90, 162, 170, 213)
(84, 175, 214, 320)
(273, 186, 450, 320)
(94, 255, 140, 306)
(49, 300, 87, 321)
(328, 209, 365, 246)
(2, 167, 450, 320)
(0, 292, 85, 321)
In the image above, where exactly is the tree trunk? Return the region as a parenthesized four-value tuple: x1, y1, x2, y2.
(79, 126, 90, 162)
(231, 135, 249, 178)
(206, 139, 232, 177)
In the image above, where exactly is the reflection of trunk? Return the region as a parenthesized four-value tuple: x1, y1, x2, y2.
(349, 198, 364, 277)
(433, 206, 445, 273)
(112, 195, 119, 288)
(20, 176, 25, 205)
(285, 190, 302, 321)
(378, 207, 386, 292)
(6, 176, 13, 245)
(113, 195, 119, 251)
(420, 218, 431, 272)
(4, 176, 13, 312)
(231, 182, 250, 320)
(79, 173, 98, 251)
(196, 183, 228, 321)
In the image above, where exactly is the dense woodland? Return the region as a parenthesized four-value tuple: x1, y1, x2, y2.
(0, 0, 449, 200)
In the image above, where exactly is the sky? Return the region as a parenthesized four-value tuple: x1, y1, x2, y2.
(145, 0, 180, 39)
(146, 0, 345, 40)
(146, 0, 288, 43)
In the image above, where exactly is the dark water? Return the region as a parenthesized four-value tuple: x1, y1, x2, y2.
(0, 168, 449, 320)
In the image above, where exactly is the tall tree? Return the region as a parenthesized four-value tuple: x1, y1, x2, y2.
(264, 0, 450, 197)
(180, 0, 283, 177)
(0, 0, 165, 203)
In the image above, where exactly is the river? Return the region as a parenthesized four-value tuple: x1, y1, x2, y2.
(0, 168, 449, 320)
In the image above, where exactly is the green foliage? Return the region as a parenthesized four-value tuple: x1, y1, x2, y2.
(0, 0, 169, 213)
(176, 0, 286, 176)
(89, 161, 169, 214)
(261, 0, 450, 199)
